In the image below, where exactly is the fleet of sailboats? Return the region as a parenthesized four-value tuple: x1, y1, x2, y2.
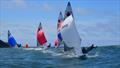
(0, 2, 96, 58)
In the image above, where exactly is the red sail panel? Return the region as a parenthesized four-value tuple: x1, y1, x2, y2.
(37, 30, 47, 46)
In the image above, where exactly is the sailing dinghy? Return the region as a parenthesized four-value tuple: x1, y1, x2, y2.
(37, 22, 51, 50)
(54, 12, 64, 48)
(60, 2, 83, 57)
(61, 15, 84, 57)
(8, 30, 20, 48)
(60, 2, 97, 58)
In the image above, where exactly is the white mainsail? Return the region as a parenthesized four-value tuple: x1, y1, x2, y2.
(60, 15, 83, 56)
(59, 2, 83, 56)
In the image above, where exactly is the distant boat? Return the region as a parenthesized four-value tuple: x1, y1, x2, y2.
(60, 2, 83, 57)
(25, 43, 29, 48)
(8, 30, 21, 48)
(37, 22, 51, 49)
(0, 30, 21, 48)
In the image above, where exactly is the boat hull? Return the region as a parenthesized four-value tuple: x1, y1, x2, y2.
(0, 40, 10, 48)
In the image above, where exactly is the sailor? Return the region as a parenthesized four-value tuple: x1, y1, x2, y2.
(82, 44, 97, 54)
(47, 43, 51, 48)
(42, 43, 51, 50)
(66, 12, 70, 17)
(17, 44, 21, 47)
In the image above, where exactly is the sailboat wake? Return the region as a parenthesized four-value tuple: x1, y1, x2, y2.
(23, 48, 43, 51)
(23, 47, 99, 59)
(86, 52, 99, 58)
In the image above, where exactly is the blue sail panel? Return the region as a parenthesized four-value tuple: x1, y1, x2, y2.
(8, 36, 17, 47)
(57, 32, 63, 42)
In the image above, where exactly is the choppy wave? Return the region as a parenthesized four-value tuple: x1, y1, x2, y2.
(23, 47, 100, 59)
(1, 45, 119, 68)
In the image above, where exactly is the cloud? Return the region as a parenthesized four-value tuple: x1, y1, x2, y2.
(1, 0, 55, 12)
(12, 0, 26, 8)
(40, 3, 53, 12)
(0, 0, 27, 9)
(75, 8, 94, 16)
(0, 20, 56, 47)
(0, 22, 37, 47)
(76, 15, 120, 46)
(78, 17, 120, 36)
(76, 6, 119, 18)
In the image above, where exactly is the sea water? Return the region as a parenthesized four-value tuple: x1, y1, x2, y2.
(0, 45, 120, 68)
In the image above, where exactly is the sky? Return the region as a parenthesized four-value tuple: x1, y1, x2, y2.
(0, 0, 120, 47)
